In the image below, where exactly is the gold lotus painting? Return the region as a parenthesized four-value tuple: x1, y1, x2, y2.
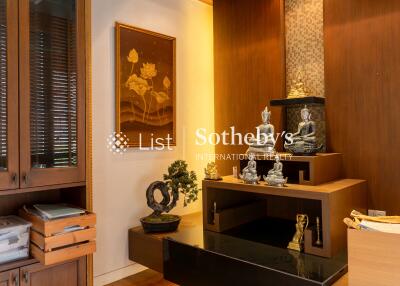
(115, 23, 176, 147)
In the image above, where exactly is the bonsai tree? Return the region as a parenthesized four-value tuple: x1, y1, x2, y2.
(163, 160, 200, 207)
(141, 160, 200, 232)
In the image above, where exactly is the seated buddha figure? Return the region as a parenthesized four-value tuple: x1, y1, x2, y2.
(287, 72, 308, 99)
(267, 155, 283, 177)
(247, 106, 275, 154)
(284, 105, 322, 155)
(263, 155, 287, 187)
(240, 153, 260, 184)
(204, 162, 220, 180)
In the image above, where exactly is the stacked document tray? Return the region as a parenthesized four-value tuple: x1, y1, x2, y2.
(0, 216, 32, 264)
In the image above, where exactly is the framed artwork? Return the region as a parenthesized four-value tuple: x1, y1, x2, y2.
(115, 22, 176, 148)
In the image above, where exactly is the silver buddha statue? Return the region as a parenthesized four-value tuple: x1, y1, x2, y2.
(247, 106, 275, 154)
(239, 153, 260, 184)
(284, 105, 322, 155)
(263, 155, 287, 187)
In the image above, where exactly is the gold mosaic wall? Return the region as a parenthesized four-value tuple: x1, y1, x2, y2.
(285, 0, 325, 97)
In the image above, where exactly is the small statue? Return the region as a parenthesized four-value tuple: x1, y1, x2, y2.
(204, 162, 221, 180)
(287, 71, 309, 99)
(247, 106, 276, 154)
(239, 153, 260, 184)
(263, 155, 287, 187)
(284, 105, 322, 155)
(288, 214, 309, 252)
(315, 217, 322, 246)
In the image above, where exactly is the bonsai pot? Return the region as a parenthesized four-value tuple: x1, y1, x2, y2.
(140, 214, 181, 233)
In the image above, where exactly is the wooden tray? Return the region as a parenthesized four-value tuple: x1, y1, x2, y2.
(31, 241, 96, 265)
(31, 228, 96, 251)
(18, 208, 96, 265)
(19, 209, 96, 237)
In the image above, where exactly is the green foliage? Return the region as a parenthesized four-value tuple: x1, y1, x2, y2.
(163, 160, 200, 207)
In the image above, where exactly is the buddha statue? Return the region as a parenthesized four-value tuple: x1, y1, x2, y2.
(287, 71, 309, 99)
(263, 155, 287, 187)
(239, 153, 260, 184)
(284, 105, 322, 155)
(247, 106, 275, 154)
(204, 162, 221, 180)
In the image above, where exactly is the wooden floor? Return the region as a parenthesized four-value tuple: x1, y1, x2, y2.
(106, 269, 176, 286)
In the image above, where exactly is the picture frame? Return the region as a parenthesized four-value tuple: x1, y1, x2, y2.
(115, 22, 176, 148)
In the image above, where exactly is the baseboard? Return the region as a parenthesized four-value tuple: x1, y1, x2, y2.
(94, 263, 147, 286)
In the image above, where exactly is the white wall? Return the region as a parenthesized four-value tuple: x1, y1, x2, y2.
(92, 0, 214, 284)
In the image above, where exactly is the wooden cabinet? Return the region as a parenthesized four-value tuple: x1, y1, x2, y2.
(0, 258, 86, 286)
(0, 0, 19, 191)
(0, 269, 18, 286)
(0, 0, 91, 284)
(20, 258, 86, 286)
(0, 0, 86, 191)
(0, 0, 91, 283)
(18, 0, 86, 188)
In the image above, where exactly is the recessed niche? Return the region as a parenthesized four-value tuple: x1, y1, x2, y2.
(285, 0, 325, 98)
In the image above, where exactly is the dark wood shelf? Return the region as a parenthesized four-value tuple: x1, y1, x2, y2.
(0, 258, 38, 273)
(129, 212, 202, 273)
(270, 96, 325, 106)
(203, 176, 367, 258)
(0, 182, 86, 197)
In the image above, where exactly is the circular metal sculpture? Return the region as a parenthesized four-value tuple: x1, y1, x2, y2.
(145, 181, 178, 216)
(140, 181, 180, 233)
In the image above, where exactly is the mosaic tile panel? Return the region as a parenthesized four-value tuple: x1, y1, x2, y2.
(285, 0, 325, 97)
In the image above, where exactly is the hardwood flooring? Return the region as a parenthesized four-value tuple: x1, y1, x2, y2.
(106, 269, 177, 286)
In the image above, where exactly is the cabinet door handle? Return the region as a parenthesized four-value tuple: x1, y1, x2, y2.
(22, 173, 29, 185)
(13, 274, 19, 286)
(11, 173, 17, 184)
(23, 271, 29, 283)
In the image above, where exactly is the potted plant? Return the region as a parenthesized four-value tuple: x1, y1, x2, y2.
(140, 160, 200, 233)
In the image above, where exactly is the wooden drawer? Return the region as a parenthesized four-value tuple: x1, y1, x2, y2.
(19, 209, 96, 266)
(30, 241, 96, 266)
(19, 210, 96, 237)
(30, 227, 96, 252)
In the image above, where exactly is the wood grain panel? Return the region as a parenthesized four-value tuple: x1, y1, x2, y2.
(20, 258, 86, 286)
(324, 0, 400, 214)
(214, 0, 285, 175)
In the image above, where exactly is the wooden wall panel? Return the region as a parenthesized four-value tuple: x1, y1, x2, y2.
(324, 0, 400, 214)
(214, 0, 285, 175)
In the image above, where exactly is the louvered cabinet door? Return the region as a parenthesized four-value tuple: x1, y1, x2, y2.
(19, 0, 86, 188)
(0, 0, 19, 191)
